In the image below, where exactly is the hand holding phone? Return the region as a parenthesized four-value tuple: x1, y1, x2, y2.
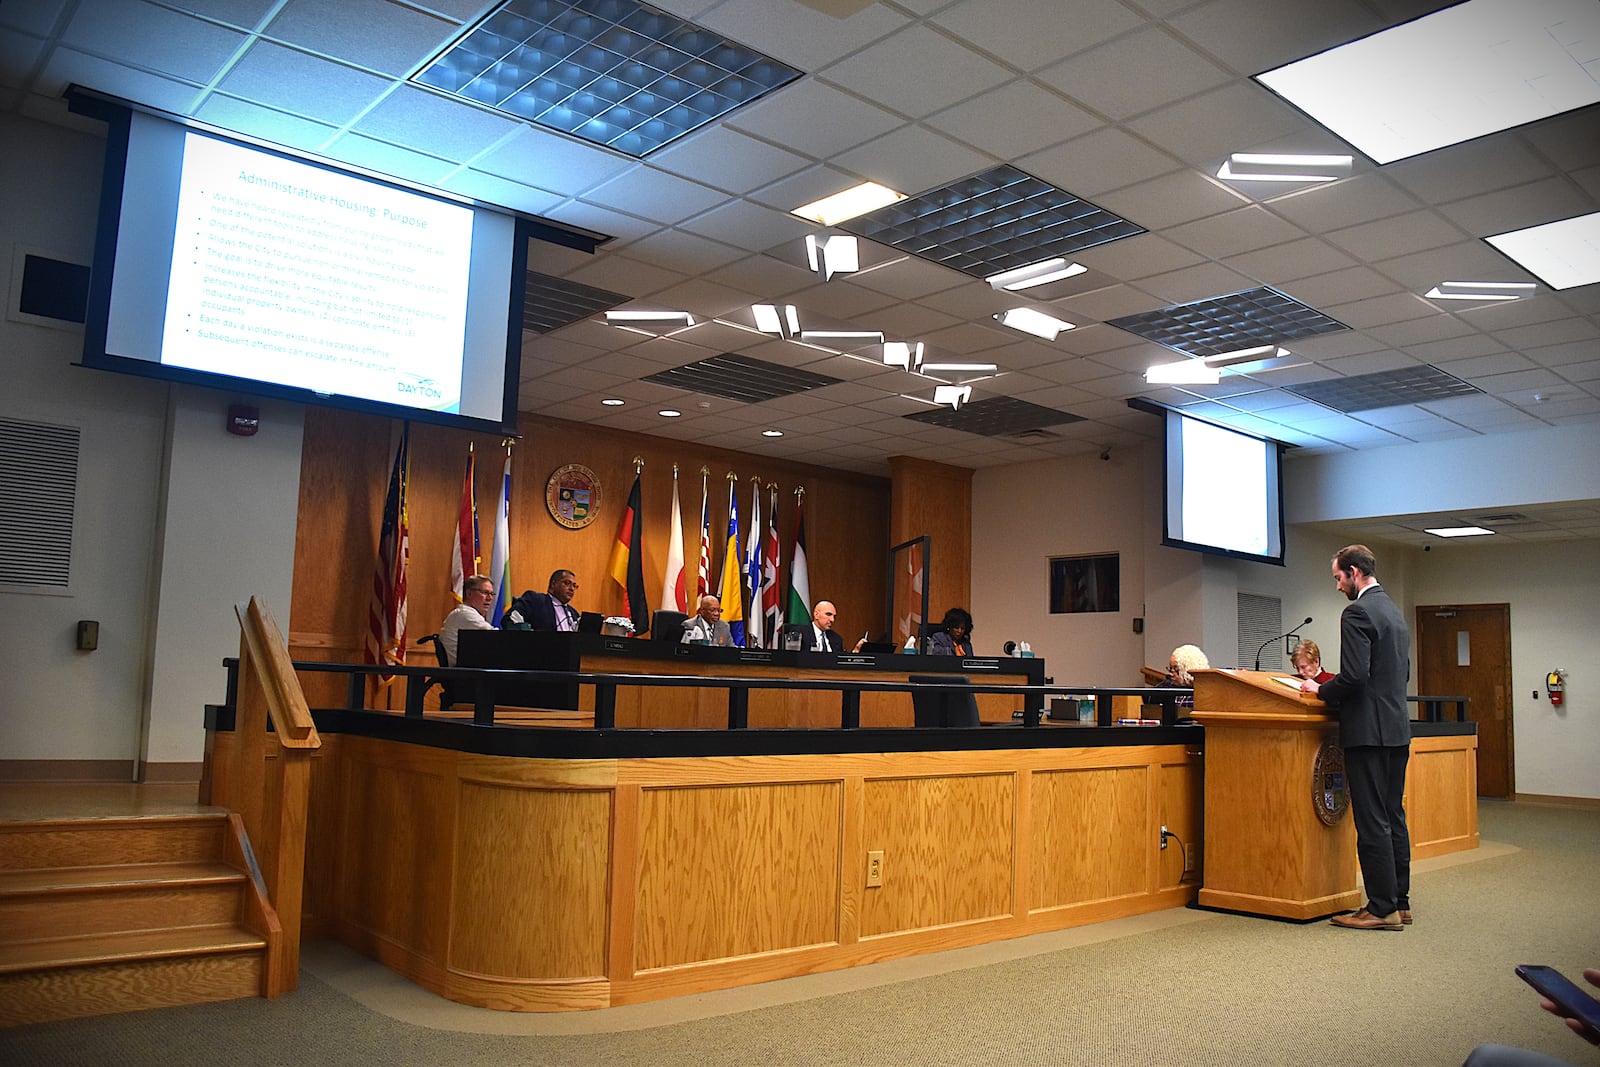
(1516, 965, 1600, 1044)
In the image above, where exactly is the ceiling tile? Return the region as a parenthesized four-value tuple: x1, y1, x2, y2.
(819, 23, 1012, 119)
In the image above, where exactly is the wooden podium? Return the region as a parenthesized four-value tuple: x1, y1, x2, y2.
(1190, 669, 1360, 920)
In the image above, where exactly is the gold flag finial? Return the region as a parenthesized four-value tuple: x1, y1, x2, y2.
(633, 455, 644, 474)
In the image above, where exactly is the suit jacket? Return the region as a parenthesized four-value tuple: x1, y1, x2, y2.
(681, 616, 734, 646)
(812, 626, 843, 652)
(1316, 585, 1411, 748)
(505, 590, 577, 632)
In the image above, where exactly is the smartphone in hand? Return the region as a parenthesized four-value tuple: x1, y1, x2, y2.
(1516, 965, 1600, 1037)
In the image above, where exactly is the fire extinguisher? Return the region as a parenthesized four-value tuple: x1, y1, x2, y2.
(1545, 669, 1567, 707)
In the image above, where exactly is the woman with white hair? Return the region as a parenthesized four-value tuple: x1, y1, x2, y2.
(1164, 644, 1209, 707)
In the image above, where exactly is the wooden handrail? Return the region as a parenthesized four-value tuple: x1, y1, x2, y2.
(236, 598, 319, 747)
(229, 596, 320, 998)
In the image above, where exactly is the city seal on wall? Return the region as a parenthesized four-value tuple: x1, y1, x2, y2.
(545, 463, 601, 529)
(1311, 737, 1350, 827)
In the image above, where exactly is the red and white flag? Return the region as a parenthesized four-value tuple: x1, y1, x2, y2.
(448, 445, 478, 602)
(661, 467, 687, 613)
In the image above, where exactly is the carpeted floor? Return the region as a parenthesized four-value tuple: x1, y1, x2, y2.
(3, 800, 1597, 1066)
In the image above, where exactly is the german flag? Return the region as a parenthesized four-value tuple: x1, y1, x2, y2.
(608, 472, 650, 634)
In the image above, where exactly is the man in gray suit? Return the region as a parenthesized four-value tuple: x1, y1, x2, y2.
(1302, 544, 1413, 932)
(681, 594, 734, 647)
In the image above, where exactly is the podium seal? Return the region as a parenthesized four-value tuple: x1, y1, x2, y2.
(1312, 739, 1349, 826)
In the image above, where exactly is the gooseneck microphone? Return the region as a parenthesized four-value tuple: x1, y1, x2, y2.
(1255, 617, 1313, 671)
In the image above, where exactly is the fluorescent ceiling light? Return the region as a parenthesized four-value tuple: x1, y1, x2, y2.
(994, 308, 1074, 340)
(986, 258, 1087, 291)
(1145, 359, 1221, 385)
(805, 234, 860, 280)
(922, 362, 998, 373)
(1216, 153, 1351, 183)
(1486, 211, 1600, 290)
(1207, 345, 1289, 368)
(601, 398, 625, 406)
(752, 303, 800, 337)
(799, 330, 884, 345)
(792, 182, 905, 226)
(933, 385, 972, 409)
(605, 310, 695, 329)
(658, 409, 682, 418)
(1254, 0, 1600, 165)
(762, 429, 784, 437)
(1424, 281, 1537, 302)
(883, 341, 924, 369)
(1424, 525, 1495, 538)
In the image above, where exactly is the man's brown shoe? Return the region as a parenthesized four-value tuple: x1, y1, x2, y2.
(1330, 909, 1404, 931)
(1399, 909, 1413, 925)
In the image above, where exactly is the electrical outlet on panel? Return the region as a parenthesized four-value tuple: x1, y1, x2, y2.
(866, 850, 884, 887)
(1159, 824, 1170, 850)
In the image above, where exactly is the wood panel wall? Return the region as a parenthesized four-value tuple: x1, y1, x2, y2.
(288, 408, 894, 705)
(257, 735, 1201, 1011)
(888, 455, 973, 639)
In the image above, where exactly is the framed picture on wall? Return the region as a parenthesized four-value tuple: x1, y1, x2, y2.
(1049, 553, 1120, 614)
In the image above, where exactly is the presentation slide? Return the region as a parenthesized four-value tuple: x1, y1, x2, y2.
(159, 132, 472, 412)
(91, 108, 521, 432)
(1180, 416, 1269, 556)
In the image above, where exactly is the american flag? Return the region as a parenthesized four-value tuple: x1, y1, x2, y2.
(365, 425, 410, 678)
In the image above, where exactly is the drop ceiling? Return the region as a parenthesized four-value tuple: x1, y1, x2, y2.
(3, 0, 1598, 519)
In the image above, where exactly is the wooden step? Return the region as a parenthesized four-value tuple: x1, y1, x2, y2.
(0, 924, 267, 972)
(0, 814, 228, 870)
(0, 870, 248, 943)
(0, 860, 246, 896)
(0, 928, 265, 1026)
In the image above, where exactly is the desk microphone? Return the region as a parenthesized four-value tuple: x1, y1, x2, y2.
(1255, 617, 1312, 671)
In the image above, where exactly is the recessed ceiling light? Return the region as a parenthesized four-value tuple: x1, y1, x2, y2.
(1254, 0, 1600, 164)
(762, 429, 784, 437)
(792, 182, 905, 226)
(658, 409, 682, 418)
(985, 258, 1087, 291)
(1486, 211, 1600, 290)
(805, 234, 860, 280)
(601, 398, 625, 406)
(1424, 526, 1495, 538)
(1424, 281, 1537, 302)
(933, 385, 972, 409)
(1144, 359, 1221, 385)
(1216, 153, 1351, 183)
(994, 308, 1074, 341)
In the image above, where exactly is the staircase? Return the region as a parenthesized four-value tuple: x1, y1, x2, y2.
(0, 810, 280, 1027)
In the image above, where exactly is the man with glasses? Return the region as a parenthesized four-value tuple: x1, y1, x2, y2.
(439, 575, 495, 664)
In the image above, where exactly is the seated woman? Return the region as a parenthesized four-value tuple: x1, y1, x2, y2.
(1289, 639, 1335, 683)
(926, 607, 975, 657)
(1162, 644, 1209, 707)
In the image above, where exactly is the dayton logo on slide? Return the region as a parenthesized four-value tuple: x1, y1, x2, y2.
(395, 374, 443, 401)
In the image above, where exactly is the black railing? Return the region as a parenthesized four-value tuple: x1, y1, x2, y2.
(221, 657, 1191, 730)
(1409, 694, 1470, 722)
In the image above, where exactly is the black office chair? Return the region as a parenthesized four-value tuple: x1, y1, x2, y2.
(416, 633, 467, 711)
(908, 674, 981, 728)
(652, 609, 689, 643)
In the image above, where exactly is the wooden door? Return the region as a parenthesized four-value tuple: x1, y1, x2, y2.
(1415, 604, 1512, 798)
